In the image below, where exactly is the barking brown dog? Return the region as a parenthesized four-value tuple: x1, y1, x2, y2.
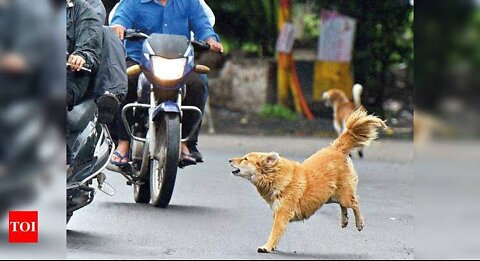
(229, 110, 386, 253)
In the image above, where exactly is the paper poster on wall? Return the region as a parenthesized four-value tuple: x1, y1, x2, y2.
(276, 22, 296, 54)
(317, 10, 356, 62)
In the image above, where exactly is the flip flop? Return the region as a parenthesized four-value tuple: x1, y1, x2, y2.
(178, 152, 197, 169)
(110, 151, 130, 167)
(188, 143, 204, 163)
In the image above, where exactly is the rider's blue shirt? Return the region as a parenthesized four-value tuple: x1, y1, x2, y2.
(111, 0, 220, 63)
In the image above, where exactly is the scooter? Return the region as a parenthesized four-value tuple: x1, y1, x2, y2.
(66, 91, 119, 224)
(107, 30, 211, 208)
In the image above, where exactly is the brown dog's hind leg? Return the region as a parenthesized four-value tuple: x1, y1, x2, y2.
(257, 210, 291, 253)
(338, 194, 364, 231)
(352, 203, 364, 231)
(341, 206, 349, 228)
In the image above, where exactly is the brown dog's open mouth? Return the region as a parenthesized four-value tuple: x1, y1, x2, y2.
(231, 167, 241, 175)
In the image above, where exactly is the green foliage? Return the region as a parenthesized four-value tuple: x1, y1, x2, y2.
(303, 13, 321, 39)
(209, 0, 278, 57)
(259, 104, 298, 121)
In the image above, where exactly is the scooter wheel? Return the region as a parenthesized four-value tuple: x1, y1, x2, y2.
(67, 212, 73, 224)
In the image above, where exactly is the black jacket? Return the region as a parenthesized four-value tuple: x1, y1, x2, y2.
(92, 26, 127, 101)
(66, 0, 102, 71)
(85, 0, 107, 24)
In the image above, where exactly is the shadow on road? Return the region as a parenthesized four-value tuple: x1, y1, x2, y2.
(67, 230, 111, 243)
(272, 250, 368, 260)
(95, 201, 231, 216)
(166, 204, 228, 215)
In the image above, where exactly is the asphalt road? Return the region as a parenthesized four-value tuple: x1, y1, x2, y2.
(67, 134, 413, 259)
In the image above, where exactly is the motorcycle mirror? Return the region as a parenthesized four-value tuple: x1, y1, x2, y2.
(127, 65, 142, 77)
(195, 65, 210, 74)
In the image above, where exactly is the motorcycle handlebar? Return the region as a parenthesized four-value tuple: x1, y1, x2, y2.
(124, 29, 149, 40)
(66, 63, 91, 72)
(123, 30, 222, 54)
(191, 40, 211, 52)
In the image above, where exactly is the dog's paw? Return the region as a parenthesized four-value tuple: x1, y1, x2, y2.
(358, 150, 364, 158)
(341, 216, 349, 228)
(356, 218, 364, 231)
(257, 245, 273, 253)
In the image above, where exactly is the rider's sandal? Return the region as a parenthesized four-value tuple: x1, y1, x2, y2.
(110, 151, 130, 167)
(178, 152, 197, 169)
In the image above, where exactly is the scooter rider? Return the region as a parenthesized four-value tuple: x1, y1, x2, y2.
(66, 0, 103, 111)
(109, 0, 223, 167)
(66, 0, 103, 163)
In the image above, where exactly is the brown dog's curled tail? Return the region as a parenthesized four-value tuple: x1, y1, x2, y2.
(331, 109, 387, 155)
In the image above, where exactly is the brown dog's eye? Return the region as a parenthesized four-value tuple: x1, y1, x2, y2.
(243, 157, 248, 161)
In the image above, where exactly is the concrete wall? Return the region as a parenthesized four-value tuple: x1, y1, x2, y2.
(209, 59, 274, 113)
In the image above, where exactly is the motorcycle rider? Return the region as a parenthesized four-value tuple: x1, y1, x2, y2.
(109, 0, 223, 167)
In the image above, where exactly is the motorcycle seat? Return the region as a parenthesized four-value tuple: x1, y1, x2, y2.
(67, 99, 97, 133)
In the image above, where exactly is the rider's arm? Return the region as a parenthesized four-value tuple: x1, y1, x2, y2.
(199, 0, 215, 27)
(85, 0, 107, 23)
(110, 0, 136, 39)
(188, 0, 219, 43)
(71, 0, 103, 70)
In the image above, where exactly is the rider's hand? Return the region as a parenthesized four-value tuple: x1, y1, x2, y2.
(68, 55, 86, 72)
(111, 24, 126, 40)
(0, 53, 27, 73)
(206, 37, 224, 53)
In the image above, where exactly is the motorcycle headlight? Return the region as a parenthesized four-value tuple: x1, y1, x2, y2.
(152, 56, 186, 81)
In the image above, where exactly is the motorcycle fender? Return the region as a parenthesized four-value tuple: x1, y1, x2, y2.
(152, 101, 180, 121)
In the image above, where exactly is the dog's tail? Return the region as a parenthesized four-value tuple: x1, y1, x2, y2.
(331, 109, 387, 155)
(352, 84, 363, 109)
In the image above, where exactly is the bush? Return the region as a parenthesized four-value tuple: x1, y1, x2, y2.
(259, 104, 298, 121)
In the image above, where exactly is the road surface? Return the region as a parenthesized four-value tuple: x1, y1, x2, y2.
(67, 134, 413, 259)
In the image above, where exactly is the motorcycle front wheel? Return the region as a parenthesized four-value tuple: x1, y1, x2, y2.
(133, 181, 150, 203)
(149, 113, 180, 208)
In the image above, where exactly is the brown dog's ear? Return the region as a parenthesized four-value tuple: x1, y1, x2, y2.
(264, 152, 280, 166)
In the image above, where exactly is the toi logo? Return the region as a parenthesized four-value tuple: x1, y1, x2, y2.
(8, 211, 38, 243)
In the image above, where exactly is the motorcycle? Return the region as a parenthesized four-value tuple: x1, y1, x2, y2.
(66, 90, 119, 224)
(107, 30, 211, 208)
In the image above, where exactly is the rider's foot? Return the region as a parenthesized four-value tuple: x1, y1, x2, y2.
(188, 142, 203, 163)
(110, 151, 130, 166)
(110, 140, 130, 166)
(179, 143, 196, 168)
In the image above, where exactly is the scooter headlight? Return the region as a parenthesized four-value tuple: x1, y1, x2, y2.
(152, 56, 186, 81)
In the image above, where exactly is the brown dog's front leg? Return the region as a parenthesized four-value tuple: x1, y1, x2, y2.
(341, 206, 349, 228)
(257, 210, 291, 253)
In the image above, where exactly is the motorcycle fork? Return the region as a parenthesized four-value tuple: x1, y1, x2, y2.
(148, 85, 157, 159)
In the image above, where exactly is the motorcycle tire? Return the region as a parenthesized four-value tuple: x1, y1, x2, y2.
(149, 113, 180, 208)
(133, 181, 150, 203)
